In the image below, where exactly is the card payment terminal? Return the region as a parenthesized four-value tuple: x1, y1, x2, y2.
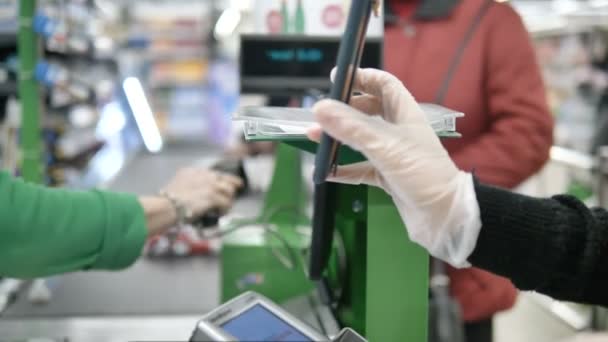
(190, 292, 366, 342)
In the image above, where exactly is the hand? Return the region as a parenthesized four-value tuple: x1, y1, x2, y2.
(161, 167, 243, 219)
(141, 168, 242, 237)
(307, 68, 481, 267)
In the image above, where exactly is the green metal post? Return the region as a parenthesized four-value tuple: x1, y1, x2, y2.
(18, 0, 43, 183)
(261, 143, 307, 223)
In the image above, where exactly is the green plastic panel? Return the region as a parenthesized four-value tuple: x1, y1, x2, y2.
(261, 144, 308, 223)
(221, 224, 313, 303)
(221, 143, 314, 303)
(366, 187, 429, 341)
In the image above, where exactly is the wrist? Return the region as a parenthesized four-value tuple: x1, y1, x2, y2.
(139, 196, 179, 236)
(397, 171, 480, 268)
(437, 172, 481, 267)
(159, 191, 192, 227)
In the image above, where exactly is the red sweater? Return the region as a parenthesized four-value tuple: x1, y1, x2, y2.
(385, 0, 554, 322)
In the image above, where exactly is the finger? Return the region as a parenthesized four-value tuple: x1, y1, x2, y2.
(331, 68, 422, 123)
(349, 94, 382, 115)
(205, 170, 242, 188)
(213, 179, 238, 197)
(313, 99, 386, 155)
(356, 69, 428, 124)
(351, 68, 403, 98)
(211, 192, 233, 211)
(220, 173, 243, 188)
(330, 66, 395, 98)
(330, 67, 394, 99)
(306, 125, 322, 142)
(326, 162, 382, 187)
(330, 67, 400, 101)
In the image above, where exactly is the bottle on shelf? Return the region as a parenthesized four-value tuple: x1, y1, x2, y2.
(281, 0, 290, 34)
(34, 12, 92, 55)
(33, 12, 64, 40)
(34, 61, 92, 104)
(294, 0, 305, 34)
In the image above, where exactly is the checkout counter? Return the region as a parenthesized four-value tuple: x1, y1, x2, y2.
(0, 3, 429, 341)
(210, 3, 430, 338)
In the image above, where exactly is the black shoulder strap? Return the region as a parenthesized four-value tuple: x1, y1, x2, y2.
(434, 0, 494, 105)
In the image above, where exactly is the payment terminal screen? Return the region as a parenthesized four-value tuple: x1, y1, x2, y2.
(221, 304, 312, 341)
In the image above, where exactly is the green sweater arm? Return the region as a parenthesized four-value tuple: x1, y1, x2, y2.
(0, 172, 148, 278)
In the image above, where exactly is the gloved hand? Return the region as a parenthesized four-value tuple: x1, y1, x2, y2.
(308, 68, 481, 267)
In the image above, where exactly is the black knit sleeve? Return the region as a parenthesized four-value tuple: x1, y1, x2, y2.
(469, 181, 608, 306)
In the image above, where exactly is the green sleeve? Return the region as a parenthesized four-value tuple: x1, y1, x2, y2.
(0, 171, 148, 278)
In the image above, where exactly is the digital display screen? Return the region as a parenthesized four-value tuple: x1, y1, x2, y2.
(221, 304, 312, 342)
(240, 36, 381, 94)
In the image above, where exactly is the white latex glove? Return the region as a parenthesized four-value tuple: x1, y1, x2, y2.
(308, 68, 481, 267)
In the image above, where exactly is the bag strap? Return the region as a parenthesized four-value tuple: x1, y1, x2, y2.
(434, 0, 494, 105)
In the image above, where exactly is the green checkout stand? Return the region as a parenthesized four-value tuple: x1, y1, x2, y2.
(221, 142, 429, 341)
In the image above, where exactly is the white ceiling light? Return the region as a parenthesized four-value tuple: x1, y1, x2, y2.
(214, 8, 241, 40)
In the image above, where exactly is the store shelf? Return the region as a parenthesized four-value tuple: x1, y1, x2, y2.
(147, 79, 205, 89)
(133, 30, 208, 40)
(0, 30, 16, 48)
(0, 81, 16, 96)
(531, 26, 591, 39)
(516, 0, 608, 38)
(147, 49, 208, 61)
(43, 50, 119, 68)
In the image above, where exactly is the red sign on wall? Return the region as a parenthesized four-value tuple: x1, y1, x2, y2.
(266, 10, 282, 33)
(322, 4, 344, 29)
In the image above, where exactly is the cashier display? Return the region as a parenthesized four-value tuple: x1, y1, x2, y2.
(240, 35, 381, 94)
(191, 292, 330, 341)
(221, 304, 312, 341)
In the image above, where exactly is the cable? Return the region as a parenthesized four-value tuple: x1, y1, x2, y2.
(261, 204, 348, 295)
(259, 204, 308, 228)
(307, 290, 328, 336)
(204, 203, 348, 290)
(200, 218, 300, 270)
(331, 228, 347, 307)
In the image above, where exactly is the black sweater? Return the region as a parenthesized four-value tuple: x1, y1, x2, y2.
(469, 182, 608, 306)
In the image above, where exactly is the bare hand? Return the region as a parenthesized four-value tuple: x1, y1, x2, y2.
(161, 167, 243, 219)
